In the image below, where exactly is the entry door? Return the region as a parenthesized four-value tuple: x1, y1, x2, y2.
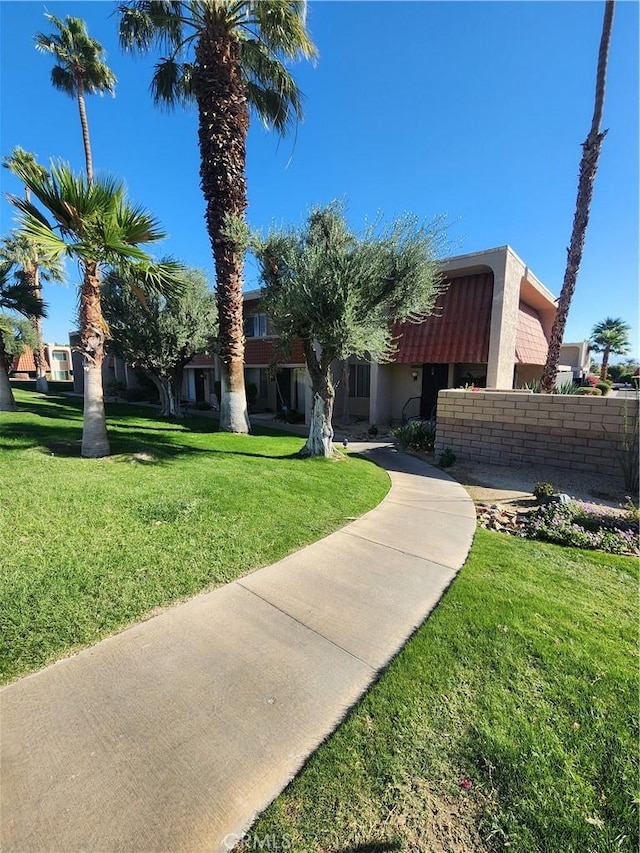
(420, 364, 449, 419)
(276, 369, 292, 412)
(195, 370, 206, 402)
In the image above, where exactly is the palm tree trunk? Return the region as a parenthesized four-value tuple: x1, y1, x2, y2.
(30, 267, 48, 393)
(0, 335, 17, 412)
(194, 18, 249, 434)
(600, 348, 611, 381)
(76, 79, 93, 184)
(541, 0, 615, 393)
(79, 264, 109, 457)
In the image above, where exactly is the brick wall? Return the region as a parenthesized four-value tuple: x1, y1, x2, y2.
(435, 389, 638, 475)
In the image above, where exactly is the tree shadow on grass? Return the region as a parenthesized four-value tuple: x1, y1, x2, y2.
(0, 417, 311, 463)
(333, 843, 401, 853)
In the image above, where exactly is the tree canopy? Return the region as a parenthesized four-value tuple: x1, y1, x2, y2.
(251, 202, 448, 456)
(102, 266, 217, 417)
(590, 316, 631, 380)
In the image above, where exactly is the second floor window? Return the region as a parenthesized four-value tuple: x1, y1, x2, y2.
(244, 313, 268, 338)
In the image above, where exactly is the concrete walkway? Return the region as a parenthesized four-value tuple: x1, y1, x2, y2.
(1, 445, 476, 853)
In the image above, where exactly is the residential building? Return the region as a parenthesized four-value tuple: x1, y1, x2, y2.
(239, 245, 558, 425)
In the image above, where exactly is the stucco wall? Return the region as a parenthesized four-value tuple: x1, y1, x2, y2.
(435, 389, 638, 476)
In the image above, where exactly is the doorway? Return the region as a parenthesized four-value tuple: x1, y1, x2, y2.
(421, 363, 449, 419)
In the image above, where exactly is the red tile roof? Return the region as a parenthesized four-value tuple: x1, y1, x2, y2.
(245, 338, 305, 366)
(393, 272, 493, 364)
(515, 301, 549, 364)
(10, 346, 52, 374)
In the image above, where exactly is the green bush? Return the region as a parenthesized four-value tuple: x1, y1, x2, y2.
(577, 387, 602, 396)
(533, 481, 556, 501)
(391, 419, 436, 451)
(555, 380, 580, 395)
(596, 381, 611, 395)
(438, 447, 456, 468)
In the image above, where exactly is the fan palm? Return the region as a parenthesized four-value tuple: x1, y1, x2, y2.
(541, 0, 615, 392)
(0, 261, 47, 412)
(1, 149, 64, 392)
(35, 14, 116, 183)
(0, 232, 65, 394)
(118, 0, 317, 433)
(590, 316, 631, 380)
(5, 152, 183, 457)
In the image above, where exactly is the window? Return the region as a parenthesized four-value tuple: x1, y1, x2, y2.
(53, 351, 67, 361)
(244, 313, 268, 338)
(349, 364, 371, 398)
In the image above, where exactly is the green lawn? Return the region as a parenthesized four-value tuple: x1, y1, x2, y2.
(245, 529, 638, 853)
(0, 390, 389, 684)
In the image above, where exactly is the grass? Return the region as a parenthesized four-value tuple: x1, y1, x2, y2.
(0, 390, 389, 684)
(243, 529, 638, 853)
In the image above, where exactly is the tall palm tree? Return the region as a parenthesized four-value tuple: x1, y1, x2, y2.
(590, 316, 631, 380)
(0, 232, 64, 394)
(35, 14, 116, 183)
(0, 261, 47, 412)
(541, 0, 615, 392)
(118, 0, 317, 433)
(5, 152, 183, 457)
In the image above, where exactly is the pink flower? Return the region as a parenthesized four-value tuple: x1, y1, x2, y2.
(460, 779, 473, 789)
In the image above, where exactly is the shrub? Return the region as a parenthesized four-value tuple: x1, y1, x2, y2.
(533, 481, 556, 501)
(524, 500, 638, 556)
(596, 381, 611, 395)
(586, 374, 599, 387)
(122, 388, 150, 403)
(391, 419, 436, 451)
(577, 387, 602, 396)
(438, 447, 456, 468)
(367, 424, 379, 438)
(555, 380, 580, 395)
(105, 380, 126, 399)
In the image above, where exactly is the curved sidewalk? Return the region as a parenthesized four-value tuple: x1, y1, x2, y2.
(1, 444, 476, 853)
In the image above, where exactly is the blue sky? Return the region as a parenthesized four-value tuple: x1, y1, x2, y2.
(1, 1, 638, 357)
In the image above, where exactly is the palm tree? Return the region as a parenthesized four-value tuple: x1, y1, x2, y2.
(118, 0, 317, 433)
(5, 152, 183, 457)
(540, 0, 615, 392)
(35, 14, 116, 183)
(0, 261, 47, 412)
(590, 317, 631, 380)
(0, 232, 64, 394)
(1, 149, 63, 393)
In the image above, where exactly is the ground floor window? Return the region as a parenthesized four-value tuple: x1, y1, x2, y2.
(349, 363, 371, 398)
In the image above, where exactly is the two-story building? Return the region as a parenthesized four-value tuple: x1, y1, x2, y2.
(236, 245, 558, 426)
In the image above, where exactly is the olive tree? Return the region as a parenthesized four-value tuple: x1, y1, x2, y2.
(251, 203, 447, 457)
(102, 267, 217, 417)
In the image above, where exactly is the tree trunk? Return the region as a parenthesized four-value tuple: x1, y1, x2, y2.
(541, 0, 615, 393)
(31, 268, 48, 393)
(301, 339, 336, 458)
(600, 348, 610, 381)
(194, 18, 249, 434)
(79, 264, 109, 457)
(160, 373, 183, 418)
(76, 79, 93, 184)
(0, 336, 16, 412)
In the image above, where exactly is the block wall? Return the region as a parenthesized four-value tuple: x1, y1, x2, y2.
(435, 390, 638, 475)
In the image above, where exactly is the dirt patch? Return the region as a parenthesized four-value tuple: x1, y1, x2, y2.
(414, 453, 628, 509)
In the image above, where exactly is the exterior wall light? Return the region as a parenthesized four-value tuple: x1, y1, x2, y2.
(411, 370, 419, 382)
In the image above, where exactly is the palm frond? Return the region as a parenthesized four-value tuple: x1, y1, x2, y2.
(150, 57, 195, 106)
(242, 39, 303, 132)
(119, 1, 188, 54)
(0, 266, 48, 319)
(250, 0, 317, 61)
